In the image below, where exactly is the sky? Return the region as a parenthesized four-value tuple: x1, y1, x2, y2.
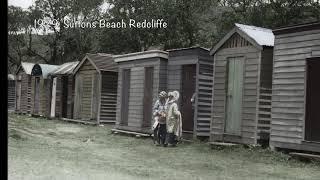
(8, 0, 110, 11)
(8, 0, 34, 9)
(8, 0, 110, 35)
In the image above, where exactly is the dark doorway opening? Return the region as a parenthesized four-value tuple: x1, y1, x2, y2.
(61, 76, 69, 118)
(121, 69, 130, 126)
(181, 64, 196, 132)
(34, 77, 40, 114)
(305, 57, 320, 142)
(143, 67, 154, 128)
(16, 79, 22, 111)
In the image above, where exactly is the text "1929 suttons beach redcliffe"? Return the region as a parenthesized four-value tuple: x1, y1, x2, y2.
(34, 19, 168, 29)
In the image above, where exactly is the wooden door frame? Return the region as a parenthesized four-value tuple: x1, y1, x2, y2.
(50, 77, 57, 118)
(303, 56, 320, 142)
(120, 69, 130, 126)
(34, 76, 41, 114)
(193, 62, 199, 137)
(73, 74, 83, 119)
(181, 64, 197, 133)
(16, 76, 22, 111)
(224, 56, 245, 136)
(142, 66, 154, 128)
(61, 76, 69, 118)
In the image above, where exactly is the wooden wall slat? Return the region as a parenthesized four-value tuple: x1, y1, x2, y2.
(270, 28, 320, 152)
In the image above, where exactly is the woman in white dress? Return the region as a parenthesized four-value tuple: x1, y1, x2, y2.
(165, 91, 182, 147)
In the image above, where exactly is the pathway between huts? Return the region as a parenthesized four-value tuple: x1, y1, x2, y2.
(8, 113, 320, 180)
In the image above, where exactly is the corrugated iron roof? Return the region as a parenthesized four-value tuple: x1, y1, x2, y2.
(20, 62, 35, 75)
(113, 50, 168, 63)
(85, 53, 118, 72)
(50, 61, 79, 75)
(272, 21, 320, 35)
(166, 46, 210, 52)
(210, 23, 274, 55)
(37, 64, 60, 78)
(235, 23, 274, 47)
(8, 74, 15, 80)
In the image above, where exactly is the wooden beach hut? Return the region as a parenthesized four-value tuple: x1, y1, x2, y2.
(8, 74, 16, 111)
(31, 63, 59, 117)
(15, 62, 35, 114)
(114, 50, 168, 134)
(48, 61, 79, 119)
(73, 53, 118, 124)
(167, 47, 214, 138)
(210, 23, 274, 145)
(270, 22, 320, 153)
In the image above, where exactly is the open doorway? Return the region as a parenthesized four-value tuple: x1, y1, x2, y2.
(143, 67, 154, 127)
(16, 78, 22, 111)
(181, 64, 196, 133)
(120, 69, 130, 126)
(305, 57, 320, 142)
(61, 76, 69, 118)
(34, 77, 40, 114)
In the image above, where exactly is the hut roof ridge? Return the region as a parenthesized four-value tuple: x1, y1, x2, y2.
(20, 62, 36, 75)
(235, 23, 274, 47)
(113, 50, 168, 63)
(50, 61, 79, 75)
(37, 64, 60, 78)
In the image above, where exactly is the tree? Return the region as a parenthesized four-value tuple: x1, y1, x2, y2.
(8, 6, 48, 73)
(31, 0, 104, 64)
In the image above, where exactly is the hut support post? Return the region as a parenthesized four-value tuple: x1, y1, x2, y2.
(50, 77, 57, 118)
(97, 73, 102, 124)
(193, 62, 200, 138)
(254, 52, 262, 144)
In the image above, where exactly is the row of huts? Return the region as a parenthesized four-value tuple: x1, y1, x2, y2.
(9, 22, 320, 153)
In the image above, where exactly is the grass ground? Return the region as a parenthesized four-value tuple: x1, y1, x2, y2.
(8, 113, 320, 180)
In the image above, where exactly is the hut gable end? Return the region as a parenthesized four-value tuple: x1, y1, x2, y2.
(80, 59, 98, 72)
(74, 53, 117, 74)
(210, 23, 274, 55)
(221, 33, 252, 49)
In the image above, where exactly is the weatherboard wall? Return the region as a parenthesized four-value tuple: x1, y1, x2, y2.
(74, 60, 98, 121)
(115, 57, 167, 134)
(16, 69, 32, 114)
(167, 47, 214, 137)
(211, 45, 261, 145)
(270, 27, 320, 153)
(99, 71, 118, 123)
(211, 32, 273, 145)
(30, 76, 52, 117)
(73, 57, 118, 124)
(8, 79, 16, 111)
(53, 74, 75, 119)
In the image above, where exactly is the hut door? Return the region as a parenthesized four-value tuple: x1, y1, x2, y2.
(305, 58, 320, 142)
(16, 78, 22, 111)
(61, 77, 69, 118)
(181, 64, 196, 132)
(143, 67, 154, 127)
(50, 77, 57, 118)
(225, 57, 244, 135)
(74, 74, 83, 119)
(34, 77, 41, 114)
(121, 69, 130, 125)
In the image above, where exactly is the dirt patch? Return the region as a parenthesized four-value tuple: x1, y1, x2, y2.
(9, 130, 28, 141)
(56, 126, 82, 134)
(8, 114, 320, 180)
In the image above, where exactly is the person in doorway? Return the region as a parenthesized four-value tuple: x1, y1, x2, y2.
(152, 91, 168, 146)
(191, 92, 196, 107)
(166, 91, 182, 147)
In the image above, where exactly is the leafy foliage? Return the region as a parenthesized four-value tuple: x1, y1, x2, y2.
(8, 0, 320, 73)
